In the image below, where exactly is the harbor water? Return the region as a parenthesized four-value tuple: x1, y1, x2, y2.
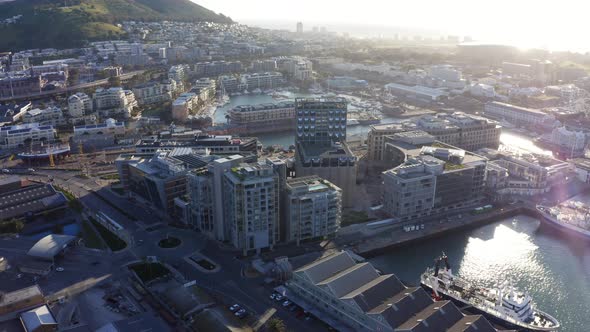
(213, 93, 402, 148)
(369, 215, 590, 332)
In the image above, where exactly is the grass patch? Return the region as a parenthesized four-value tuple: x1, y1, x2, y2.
(89, 217, 127, 251)
(341, 210, 375, 226)
(100, 173, 120, 180)
(110, 186, 125, 196)
(81, 220, 105, 249)
(54, 185, 83, 213)
(129, 262, 170, 283)
(444, 163, 465, 171)
(158, 237, 181, 248)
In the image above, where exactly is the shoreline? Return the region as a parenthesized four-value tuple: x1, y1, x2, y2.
(352, 205, 537, 258)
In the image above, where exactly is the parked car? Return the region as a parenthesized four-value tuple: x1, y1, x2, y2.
(235, 309, 246, 317)
(55, 267, 64, 272)
(229, 304, 241, 312)
(282, 300, 291, 307)
(274, 294, 284, 301)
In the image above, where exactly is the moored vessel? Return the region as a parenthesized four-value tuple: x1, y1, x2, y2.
(420, 254, 559, 331)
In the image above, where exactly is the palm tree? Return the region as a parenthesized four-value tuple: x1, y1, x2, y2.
(267, 318, 286, 332)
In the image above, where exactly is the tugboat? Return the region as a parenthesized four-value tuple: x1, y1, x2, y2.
(420, 254, 559, 331)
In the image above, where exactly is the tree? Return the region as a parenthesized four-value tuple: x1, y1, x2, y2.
(108, 76, 121, 87)
(267, 318, 286, 332)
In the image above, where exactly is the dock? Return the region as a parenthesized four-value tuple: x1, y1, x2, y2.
(338, 204, 533, 257)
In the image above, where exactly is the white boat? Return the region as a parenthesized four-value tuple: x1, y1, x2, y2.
(421, 254, 559, 331)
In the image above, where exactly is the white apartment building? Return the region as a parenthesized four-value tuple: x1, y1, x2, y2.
(223, 163, 279, 254)
(22, 107, 65, 127)
(132, 81, 174, 105)
(280, 57, 313, 81)
(550, 126, 586, 151)
(241, 72, 284, 90)
(285, 176, 342, 245)
(168, 64, 191, 83)
(484, 101, 549, 126)
(0, 123, 56, 149)
(171, 92, 197, 122)
(93, 87, 137, 119)
(68, 92, 93, 118)
(385, 83, 449, 101)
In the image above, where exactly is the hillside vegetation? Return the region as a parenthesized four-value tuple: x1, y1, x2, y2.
(0, 0, 232, 50)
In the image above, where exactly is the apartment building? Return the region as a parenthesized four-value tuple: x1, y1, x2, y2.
(484, 101, 549, 126)
(93, 87, 137, 119)
(224, 162, 280, 254)
(23, 107, 65, 127)
(0, 123, 56, 149)
(284, 176, 342, 245)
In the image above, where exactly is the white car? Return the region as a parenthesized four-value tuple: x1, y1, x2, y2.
(229, 304, 240, 312)
(282, 300, 291, 307)
(55, 267, 65, 272)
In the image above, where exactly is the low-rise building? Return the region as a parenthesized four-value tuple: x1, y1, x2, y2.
(241, 72, 284, 90)
(171, 92, 197, 122)
(68, 92, 93, 118)
(382, 140, 487, 220)
(0, 101, 31, 124)
(484, 101, 550, 126)
(0, 123, 56, 149)
(286, 251, 500, 332)
(385, 83, 449, 101)
(72, 118, 126, 151)
(0, 75, 42, 98)
(194, 61, 242, 77)
(132, 81, 174, 105)
(0, 285, 44, 316)
(135, 135, 258, 157)
(284, 176, 341, 245)
(251, 59, 277, 72)
(23, 107, 65, 127)
(93, 87, 137, 119)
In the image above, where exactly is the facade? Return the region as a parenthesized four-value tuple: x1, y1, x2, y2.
(326, 76, 369, 91)
(382, 140, 487, 220)
(294, 98, 356, 207)
(0, 75, 42, 98)
(482, 149, 573, 196)
(192, 78, 216, 104)
(224, 163, 279, 254)
(168, 64, 191, 83)
(171, 92, 197, 122)
(72, 118, 125, 151)
(367, 113, 500, 162)
(385, 83, 449, 101)
(286, 251, 499, 332)
(550, 126, 586, 152)
(132, 81, 174, 105)
(0, 123, 56, 149)
(484, 101, 549, 126)
(227, 102, 295, 133)
(116, 150, 205, 215)
(415, 112, 501, 152)
(68, 92, 93, 118)
(194, 61, 242, 77)
(23, 107, 65, 127)
(241, 72, 284, 90)
(93, 87, 137, 119)
(251, 59, 278, 72)
(284, 176, 342, 245)
(280, 57, 313, 81)
(0, 101, 31, 124)
(135, 135, 258, 156)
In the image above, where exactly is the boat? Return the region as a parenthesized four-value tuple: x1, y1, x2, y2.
(346, 119, 360, 127)
(420, 254, 559, 331)
(536, 204, 590, 238)
(18, 143, 71, 160)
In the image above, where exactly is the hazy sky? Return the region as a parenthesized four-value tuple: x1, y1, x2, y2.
(194, 0, 589, 52)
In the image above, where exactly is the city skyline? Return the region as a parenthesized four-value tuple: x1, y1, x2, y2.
(195, 0, 590, 52)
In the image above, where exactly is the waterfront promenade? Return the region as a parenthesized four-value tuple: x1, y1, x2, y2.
(339, 204, 529, 256)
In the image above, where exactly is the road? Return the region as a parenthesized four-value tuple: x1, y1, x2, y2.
(0, 70, 145, 102)
(18, 168, 327, 331)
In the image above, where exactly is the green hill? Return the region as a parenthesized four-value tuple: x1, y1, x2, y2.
(0, 0, 232, 51)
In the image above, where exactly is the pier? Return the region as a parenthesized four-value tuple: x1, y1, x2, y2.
(338, 203, 534, 257)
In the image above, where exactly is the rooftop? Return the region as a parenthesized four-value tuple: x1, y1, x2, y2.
(27, 234, 76, 259)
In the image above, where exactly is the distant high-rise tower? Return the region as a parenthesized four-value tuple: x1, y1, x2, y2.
(296, 22, 303, 34)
